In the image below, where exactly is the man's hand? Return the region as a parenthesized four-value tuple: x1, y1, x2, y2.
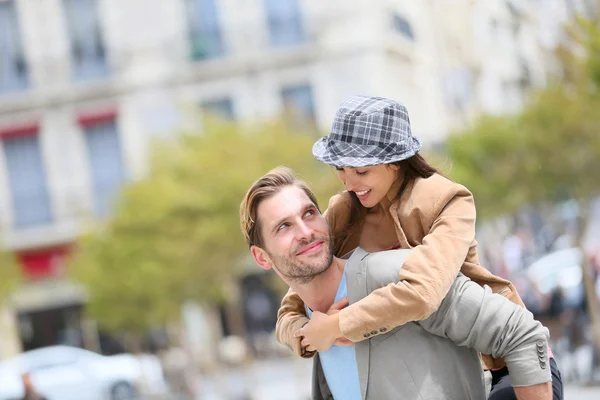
(295, 311, 343, 352)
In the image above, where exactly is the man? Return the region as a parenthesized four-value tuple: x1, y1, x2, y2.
(240, 167, 552, 400)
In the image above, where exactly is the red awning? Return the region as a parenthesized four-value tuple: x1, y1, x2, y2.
(0, 121, 40, 140)
(17, 246, 71, 280)
(77, 109, 117, 127)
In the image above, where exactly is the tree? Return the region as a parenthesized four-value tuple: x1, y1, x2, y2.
(448, 86, 600, 215)
(69, 118, 340, 335)
(446, 7, 600, 358)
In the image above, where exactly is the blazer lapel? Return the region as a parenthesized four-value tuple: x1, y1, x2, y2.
(346, 248, 371, 400)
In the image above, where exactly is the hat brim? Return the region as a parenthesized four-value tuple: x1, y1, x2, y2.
(312, 137, 420, 167)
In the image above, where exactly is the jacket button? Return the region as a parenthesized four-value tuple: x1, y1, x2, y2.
(540, 362, 546, 369)
(363, 333, 370, 338)
(379, 327, 387, 333)
(370, 330, 378, 335)
(536, 340, 545, 348)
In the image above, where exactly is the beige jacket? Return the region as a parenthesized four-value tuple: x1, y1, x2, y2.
(277, 173, 526, 370)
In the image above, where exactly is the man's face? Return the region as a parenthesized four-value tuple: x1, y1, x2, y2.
(251, 185, 333, 284)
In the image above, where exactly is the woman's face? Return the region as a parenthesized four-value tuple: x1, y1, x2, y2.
(335, 164, 399, 208)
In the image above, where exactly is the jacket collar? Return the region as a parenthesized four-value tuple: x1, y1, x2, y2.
(385, 176, 404, 204)
(367, 175, 404, 218)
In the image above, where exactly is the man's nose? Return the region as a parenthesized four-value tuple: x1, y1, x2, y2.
(295, 220, 313, 240)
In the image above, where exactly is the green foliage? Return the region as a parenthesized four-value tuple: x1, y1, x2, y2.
(446, 115, 530, 219)
(69, 118, 340, 334)
(553, 4, 600, 89)
(447, 6, 600, 219)
(0, 248, 21, 301)
(521, 86, 600, 201)
(448, 86, 600, 219)
(577, 14, 600, 89)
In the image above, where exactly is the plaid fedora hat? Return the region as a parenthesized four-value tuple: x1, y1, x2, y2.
(313, 95, 422, 167)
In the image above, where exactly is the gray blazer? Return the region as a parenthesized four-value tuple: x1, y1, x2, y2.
(312, 248, 551, 400)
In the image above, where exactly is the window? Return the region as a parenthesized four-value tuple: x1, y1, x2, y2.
(83, 119, 126, 216)
(265, 0, 305, 47)
(0, 1, 28, 93)
(281, 84, 314, 119)
(518, 58, 532, 90)
(186, 0, 224, 60)
(63, 0, 108, 80)
(281, 84, 315, 129)
(202, 98, 234, 120)
(2, 135, 52, 228)
(443, 68, 473, 109)
(392, 14, 414, 41)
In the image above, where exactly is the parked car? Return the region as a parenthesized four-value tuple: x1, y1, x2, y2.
(0, 346, 167, 400)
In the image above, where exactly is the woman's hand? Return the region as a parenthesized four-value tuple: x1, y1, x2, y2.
(295, 312, 341, 352)
(294, 298, 348, 352)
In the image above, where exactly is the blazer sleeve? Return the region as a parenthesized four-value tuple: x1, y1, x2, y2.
(274, 194, 347, 358)
(339, 183, 476, 342)
(419, 275, 552, 387)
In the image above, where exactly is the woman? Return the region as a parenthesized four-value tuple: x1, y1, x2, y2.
(278, 95, 563, 399)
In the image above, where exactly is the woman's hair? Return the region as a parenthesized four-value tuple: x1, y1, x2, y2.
(342, 153, 440, 244)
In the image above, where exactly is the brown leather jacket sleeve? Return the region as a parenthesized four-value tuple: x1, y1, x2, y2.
(339, 183, 477, 342)
(274, 195, 347, 358)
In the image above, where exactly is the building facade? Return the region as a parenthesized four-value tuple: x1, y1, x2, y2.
(0, 0, 578, 357)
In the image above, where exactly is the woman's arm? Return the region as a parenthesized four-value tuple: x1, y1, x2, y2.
(338, 183, 475, 341)
(276, 288, 314, 358)
(297, 181, 477, 351)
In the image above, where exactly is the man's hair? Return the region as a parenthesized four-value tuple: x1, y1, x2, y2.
(240, 166, 320, 248)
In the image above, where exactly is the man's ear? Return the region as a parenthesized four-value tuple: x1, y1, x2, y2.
(251, 245, 273, 271)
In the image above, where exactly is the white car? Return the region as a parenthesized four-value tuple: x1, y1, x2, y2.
(0, 346, 168, 400)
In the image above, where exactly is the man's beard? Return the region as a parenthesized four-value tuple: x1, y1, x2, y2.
(268, 233, 334, 284)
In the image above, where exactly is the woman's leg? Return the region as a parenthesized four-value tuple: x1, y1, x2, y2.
(488, 358, 563, 400)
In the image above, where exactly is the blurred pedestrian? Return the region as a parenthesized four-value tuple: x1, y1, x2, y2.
(20, 373, 47, 400)
(591, 249, 600, 295)
(160, 346, 194, 399)
(502, 226, 529, 280)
